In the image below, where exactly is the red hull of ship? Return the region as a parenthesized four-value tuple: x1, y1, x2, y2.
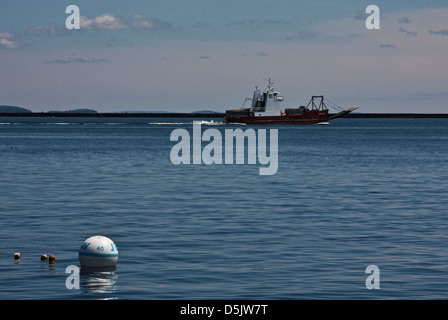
(225, 110, 329, 125)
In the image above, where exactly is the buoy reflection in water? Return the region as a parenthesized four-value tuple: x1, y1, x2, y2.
(80, 266, 118, 294)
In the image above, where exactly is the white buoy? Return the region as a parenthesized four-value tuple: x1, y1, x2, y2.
(79, 236, 118, 268)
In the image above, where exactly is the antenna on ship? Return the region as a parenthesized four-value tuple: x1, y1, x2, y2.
(263, 77, 274, 90)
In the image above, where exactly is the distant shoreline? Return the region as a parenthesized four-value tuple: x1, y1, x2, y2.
(1, 112, 448, 118)
(0, 112, 222, 118)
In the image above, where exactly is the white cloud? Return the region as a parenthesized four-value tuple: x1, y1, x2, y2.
(25, 24, 68, 36)
(45, 56, 109, 64)
(130, 14, 171, 30)
(0, 32, 19, 49)
(80, 14, 129, 31)
(80, 13, 172, 31)
(22, 13, 171, 38)
(229, 19, 288, 28)
(293, 7, 448, 50)
(0, 32, 15, 38)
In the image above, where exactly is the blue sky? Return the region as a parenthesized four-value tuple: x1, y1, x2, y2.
(1, 0, 448, 112)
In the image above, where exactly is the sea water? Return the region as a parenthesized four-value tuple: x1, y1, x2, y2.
(0, 117, 447, 299)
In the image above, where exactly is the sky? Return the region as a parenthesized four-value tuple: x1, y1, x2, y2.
(0, 0, 448, 113)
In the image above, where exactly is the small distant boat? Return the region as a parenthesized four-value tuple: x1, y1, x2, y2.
(224, 79, 358, 125)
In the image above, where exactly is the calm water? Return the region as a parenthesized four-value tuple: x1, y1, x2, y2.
(0, 116, 447, 300)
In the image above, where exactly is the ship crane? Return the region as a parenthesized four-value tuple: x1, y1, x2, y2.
(306, 96, 328, 111)
(241, 98, 252, 108)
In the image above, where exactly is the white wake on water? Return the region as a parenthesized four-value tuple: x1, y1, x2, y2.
(149, 120, 227, 125)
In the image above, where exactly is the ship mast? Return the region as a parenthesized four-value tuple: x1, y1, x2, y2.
(264, 77, 274, 90)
